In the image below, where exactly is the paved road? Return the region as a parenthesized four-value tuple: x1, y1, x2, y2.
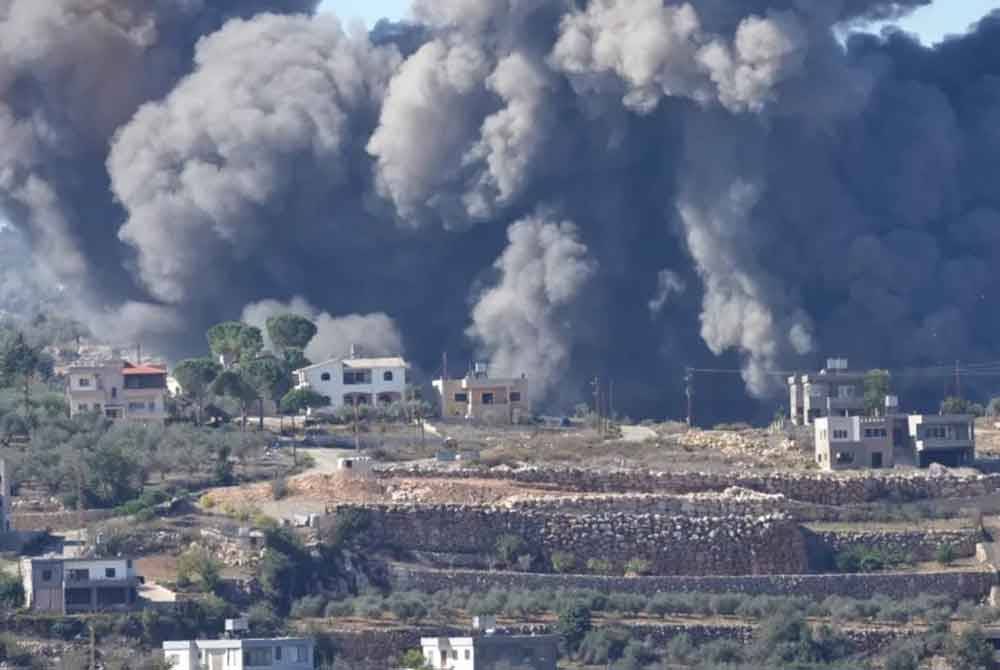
(619, 425, 658, 443)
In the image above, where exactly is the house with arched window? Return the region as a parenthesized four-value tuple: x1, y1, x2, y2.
(293, 352, 409, 413)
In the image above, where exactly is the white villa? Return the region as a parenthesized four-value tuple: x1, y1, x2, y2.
(293, 352, 408, 412)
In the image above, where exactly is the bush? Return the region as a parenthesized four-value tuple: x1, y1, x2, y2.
(399, 649, 431, 670)
(324, 600, 354, 618)
(607, 593, 647, 616)
(711, 594, 741, 616)
(577, 628, 629, 665)
(495, 534, 528, 566)
(270, 477, 290, 500)
(388, 593, 429, 623)
(324, 508, 371, 548)
(551, 551, 577, 574)
(0, 572, 24, 609)
(557, 603, 592, 652)
(175, 547, 222, 594)
(936, 543, 957, 566)
(665, 634, 695, 663)
(290, 595, 328, 619)
(624, 558, 651, 576)
(834, 546, 907, 573)
(586, 558, 615, 575)
(885, 648, 919, 670)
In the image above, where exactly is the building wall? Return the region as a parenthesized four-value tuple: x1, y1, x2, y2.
(299, 362, 406, 411)
(433, 378, 531, 424)
(67, 362, 166, 422)
(814, 417, 893, 471)
(163, 639, 314, 670)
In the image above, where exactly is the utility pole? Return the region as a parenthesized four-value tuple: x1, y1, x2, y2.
(591, 376, 602, 436)
(685, 367, 694, 427)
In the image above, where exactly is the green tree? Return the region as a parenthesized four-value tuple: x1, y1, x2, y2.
(280, 388, 330, 428)
(206, 321, 263, 369)
(399, 649, 432, 670)
(941, 396, 986, 417)
(864, 369, 891, 416)
(244, 355, 292, 429)
(951, 627, 995, 670)
(557, 602, 592, 653)
(176, 546, 222, 594)
(173, 358, 222, 425)
(266, 314, 317, 353)
(0, 572, 24, 609)
(0, 332, 43, 426)
(211, 370, 259, 431)
(282, 347, 311, 373)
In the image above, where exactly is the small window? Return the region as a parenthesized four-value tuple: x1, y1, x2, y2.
(383, 371, 393, 382)
(148, 401, 156, 411)
(105, 568, 116, 578)
(464, 650, 471, 660)
(41, 569, 53, 581)
(454, 393, 468, 403)
(78, 377, 91, 388)
(835, 451, 855, 464)
(275, 646, 282, 661)
(294, 646, 308, 662)
(78, 404, 89, 412)
(111, 387, 117, 399)
(510, 392, 521, 402)
(94, 404, 101, 412)
(321, 372, 331, 381)
(833, 429, 848, 440)
(452, 650, 458, 660)
(482, 392, 494, 405)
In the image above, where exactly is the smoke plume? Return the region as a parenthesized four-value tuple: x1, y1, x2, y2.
(2, 0, 1000, 422)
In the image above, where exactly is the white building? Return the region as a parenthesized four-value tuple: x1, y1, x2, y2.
(66, 357, 168, 423)
(163, 638, 314, 670)
(21, 556, 141, 613)
(293, 354, 408, 412)
(421, 619, 557, 670)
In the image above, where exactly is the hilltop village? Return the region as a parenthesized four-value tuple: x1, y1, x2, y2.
(3, 318, 1000, 670)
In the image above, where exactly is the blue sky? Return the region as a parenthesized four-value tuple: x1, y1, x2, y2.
(318, 0, 999, 44)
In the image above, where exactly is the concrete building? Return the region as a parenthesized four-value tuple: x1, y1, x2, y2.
(66, 357, 168, 423)
(907, 414, 976, 468)
(163, 637, 314, 670)
(21, 556, 141, 613)
(421, 620, 557, 670)
(788, 358, 868, 426)
(433, 364, 531, 424)
(814, 416, 893, 471)
(293, 351, 408, 412)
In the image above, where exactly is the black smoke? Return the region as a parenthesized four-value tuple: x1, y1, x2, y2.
(3, 0, 1000, 423)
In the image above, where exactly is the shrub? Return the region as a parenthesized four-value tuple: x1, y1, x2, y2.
(0, 572, 24, 609)
(324, 508, 371, 548)
(557, 602, 592, 652)
(648, 593, 693, 617)
(388, 593, 429, 623)
(515, 554, 535, 572)
(586, 558, 615, 575)
(550, 551, 577, 574)
(885, 648, 919, 670)
(608, 593, 647, 616)
(950, 627, 996, 670)
(495, 534, 528, 566)
(175, 547, 222, 594)
(270, 477, 290, 500)
(711, 594, 741, 616)
(624, 558, 651, 576)
(936, 543, 956, 566)
(577, 628, 629, 665)
(290, 594, 328, 619)
(665, 634, 695, 663)
(324, 600, 354, 618)
(399, 649, 431, 670)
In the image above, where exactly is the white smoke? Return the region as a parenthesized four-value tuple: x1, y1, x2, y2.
(467, 211, 597, 397)
(241, 297, 404, 364)
(649, 269, 686, 316)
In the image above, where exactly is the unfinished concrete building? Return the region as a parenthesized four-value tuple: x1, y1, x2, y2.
(788, 358, 868, 426)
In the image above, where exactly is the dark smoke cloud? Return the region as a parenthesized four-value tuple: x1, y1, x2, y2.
(4, 0, 1000, 422)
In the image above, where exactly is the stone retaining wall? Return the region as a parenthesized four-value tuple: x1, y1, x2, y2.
(806, 527, 981, 563)
(11, 509, 116, 531)
(378, 466, 1000, 505)
(388, 564, 998, 601)
(334, 504, 809, 576)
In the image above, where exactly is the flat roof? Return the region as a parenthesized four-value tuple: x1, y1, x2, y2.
(295, 356, 408, 373)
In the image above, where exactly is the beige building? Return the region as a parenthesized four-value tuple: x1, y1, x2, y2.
(814, 416, 893, 471)
(433, 364, 531, 424)
(907, 414, 975, 468)
(66, 358, 168, 423)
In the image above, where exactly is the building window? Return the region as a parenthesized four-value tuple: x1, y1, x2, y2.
(111, 387, 117, 399)
(41, 569, 53, 581)
(482, 393, 494, 405)
(68, 569, 88, 582)
(105, 567, 116, 579)
(464, 650, 471, 660)
(384, 371, 393, 382)
(833, 429, 848, 440)
(275, 646, 282, 661)
(343, 370, 372, 385)
(78, 377, 91, 388)
(148, 401, 156, 411)
(293, 646, 308, 662)
(94, 404, 101, 413)
(65, 588, 92, 606)
(454, 393, 468, 403)
(245, 648, 273, 667)
(510, 392, 521, 402)
(78, 404, 89, 413)
(837, 385, 855, 399)
(321, 372, 331, 381)
(835, 451, 854, 464)
(128, 402, 145, 412)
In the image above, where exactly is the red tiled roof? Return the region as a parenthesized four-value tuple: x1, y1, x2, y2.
(123, 363, 167, 375)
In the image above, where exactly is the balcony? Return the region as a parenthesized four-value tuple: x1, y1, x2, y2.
(915, 438, 974, 452)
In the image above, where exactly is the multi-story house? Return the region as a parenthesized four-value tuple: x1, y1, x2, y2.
(788, 358, 868, 426)
(421, 619, 557, 670)
(21, 556, 142, 613)
(65, 357, 168, 423)
(907, 414, 976, 468)
(163, 636, 314, 670)
(814, 416, 894, 471)
(433, 364, 531, 424)
(293, 351, 408, 412)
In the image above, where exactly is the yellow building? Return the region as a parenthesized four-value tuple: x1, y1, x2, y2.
(433, 364, 531, 424)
